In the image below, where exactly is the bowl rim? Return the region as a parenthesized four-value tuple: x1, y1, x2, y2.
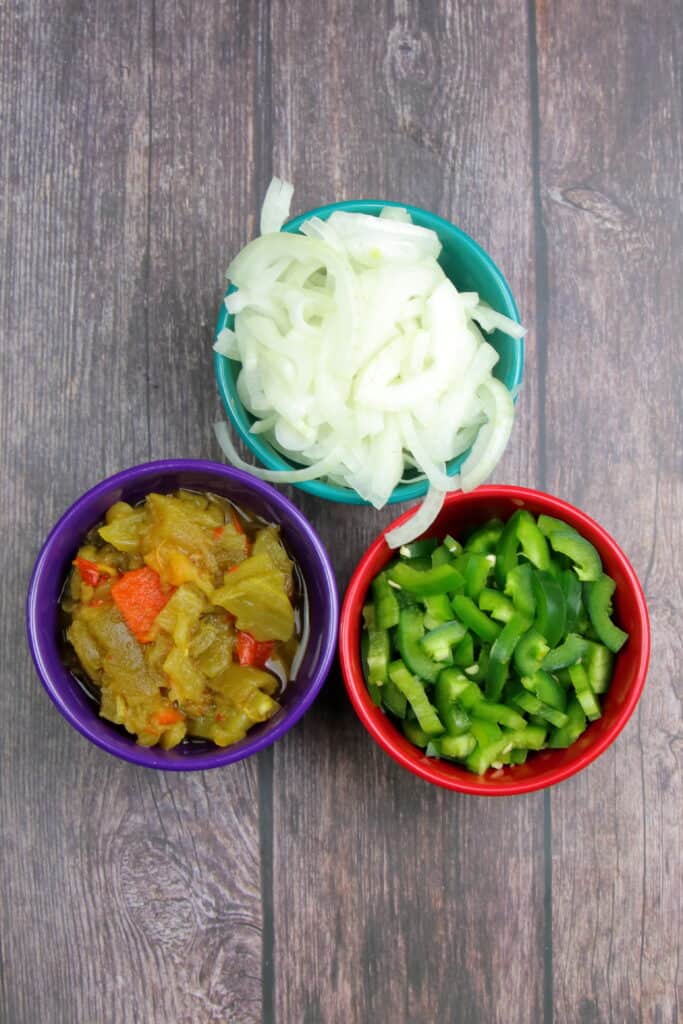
(214, 198, 524, 505)
(26, 458, 339, 770)
(338, 484, 651, 795)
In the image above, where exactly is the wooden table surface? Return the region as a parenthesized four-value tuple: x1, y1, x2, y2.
(1, 2, 680, 1021)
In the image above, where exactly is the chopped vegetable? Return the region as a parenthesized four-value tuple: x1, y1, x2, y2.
(215, 179, 525, 546)
(111, 568, 174, 644)
(62, 490, 301, 749)
(360, 510, 629, 773)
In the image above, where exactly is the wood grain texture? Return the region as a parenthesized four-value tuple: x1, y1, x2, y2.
(1, 0, 681, 1021)
(268, 2, 544, 1022)
(535, 0, 682, 1019)
(0, 3, 265, 1022)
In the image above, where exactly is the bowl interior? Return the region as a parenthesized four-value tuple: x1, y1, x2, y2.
(340, 487, 650, 795)
(27, 461, 338, 769)
(214, 199, 524, 505)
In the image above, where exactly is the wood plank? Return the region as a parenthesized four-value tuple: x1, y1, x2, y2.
(535, 0, 682, 1019)
(0, 3, 265, 1021)
(268, 2, 543, 1021)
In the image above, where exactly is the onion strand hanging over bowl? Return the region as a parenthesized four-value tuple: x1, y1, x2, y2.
(214, 179, 525, 546)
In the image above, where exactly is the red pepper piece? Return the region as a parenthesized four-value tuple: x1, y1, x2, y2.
(237, 631, 274, 667)
(73, 556, 110, 588)
(111, 567, 174, 643)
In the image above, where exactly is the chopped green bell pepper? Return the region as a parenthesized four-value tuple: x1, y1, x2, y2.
(395, 607, 440, 682)
(567, 663, 601, 720)
(388, 660, 444, 735)
(422, 594, 452, 627)
(402, 719, 430, 747)
(546, 528, 602, 582)
(585, 574, 628, 652)
(514, 627, 550, 676)
(478, 588, 515, 623)
(485, 612, 532, 701)
(548, 696, 587, 747)
(388, 561, 464, 597)
(420, 620, 467, 662)
(583, 640, 614, 694)
(504, 563, 536, 618)
(542, 632, 588, 671)
(532, 571, 566, 647)
(399, 538, 438, 560)
(452, 595, 502, 644)
(464, 519, 504, 554)
(452, 632, 475, 667)
(517, 510, 552, 571)
(495, 510, 523, 587)
(371, 572, 399, 629)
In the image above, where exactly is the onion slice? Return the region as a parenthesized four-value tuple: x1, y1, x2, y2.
(215, 180, 525, 547)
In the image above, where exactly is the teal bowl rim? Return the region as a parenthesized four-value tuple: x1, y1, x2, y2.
(214, 199, 524, 505)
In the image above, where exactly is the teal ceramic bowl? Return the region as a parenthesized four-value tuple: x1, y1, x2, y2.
(214, 200, 524, 505)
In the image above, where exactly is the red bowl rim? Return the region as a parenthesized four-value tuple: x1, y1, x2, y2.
(339, 485, 651, 796)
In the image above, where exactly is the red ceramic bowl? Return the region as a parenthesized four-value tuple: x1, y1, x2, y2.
(339, 486, 650, 795)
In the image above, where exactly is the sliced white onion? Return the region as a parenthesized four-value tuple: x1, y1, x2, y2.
(260, 177, 294, 235)
(216, 178, 526, 545)
(384, 486, 450, 549)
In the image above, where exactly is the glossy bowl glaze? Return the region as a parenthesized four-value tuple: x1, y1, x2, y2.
(339, 486, 650, 795)
(27, 460, 338, 770)
(214, 199, 524, 504)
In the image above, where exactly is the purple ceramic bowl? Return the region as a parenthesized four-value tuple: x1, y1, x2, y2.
(26, 459, 339, 770)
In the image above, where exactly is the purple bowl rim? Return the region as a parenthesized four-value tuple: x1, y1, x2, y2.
(26, 458, 339, 770)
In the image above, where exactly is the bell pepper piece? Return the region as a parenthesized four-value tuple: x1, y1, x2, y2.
(388, 561, 464, 596)
(399, 538, 438, 559)
(371, 572, 400, 629)
(443, 534, 463, 556)
(495, 510, 523, 587)
(512, 690, 569, 729)
(520, 669, 567, 710)
(431, 544, 454, 568)
(111, 567, 174, 643)
(451, 595, 501, 644)
(514, 628, 550, 676)
(381, 679, 407, 718)
(472, 701, 526, 730)
(485, 612, 532, 701)
(478, 588, 515, 623)
(532, 572, 566, 647)
(436, 668, 482, 710)
(434, 673, 472, 735)
(546, 528, 602, 582)
(507, 748, 528, 765)
(364, 626, 390, 685)
(542, 632, 588, 671)
(548, 696, 587, 747)
(464, 519, 504, 554)
(236, 631, 275, 668)
(465, 718, 508, 774)
(560, 569, 584, 632)
(585, 574, 628, 652)
(452, 632, 475, 667)
(422, 593, 453, 628)
(464, 553, 495, 601)
(430, 733, 477, 760)
(402, 719, 430, 748)
(73, 556, 116, 588)
(388, 660, 444, 735)
(396, 607, 440, 682)
(568, 663, 602, 720)
(583, 640, 614, 694)
(505, 724, 547, 750)
(516, 510, 552, 571)
(504, 563, 536, 618)
(420, 620, 467, 662)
